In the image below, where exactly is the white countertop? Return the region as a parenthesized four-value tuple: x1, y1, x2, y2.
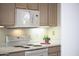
(0, 44, 60, 55)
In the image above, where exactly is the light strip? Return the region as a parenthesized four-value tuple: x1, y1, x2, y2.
(0, 26, 4, 28)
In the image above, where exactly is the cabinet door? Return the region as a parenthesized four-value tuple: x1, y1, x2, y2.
(27, 3, 39, 10)
(48, 45, 61, 56)
(57, 51, 61, 56)
(48, 3, 57, 26)
(15, 3, 27, 9)
(0, 3, 15, 26)
(39, 3, 48, 26)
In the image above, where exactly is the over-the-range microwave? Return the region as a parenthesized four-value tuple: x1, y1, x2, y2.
(6, 9, 40, 28)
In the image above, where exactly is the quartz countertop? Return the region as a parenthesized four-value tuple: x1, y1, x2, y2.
(0, 44, 60, 55)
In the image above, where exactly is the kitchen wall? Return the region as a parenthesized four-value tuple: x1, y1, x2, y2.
(0, 28, 6, 46)
(0, 27, 60, 47)
(6, 26, 60, 45)
(0, 26, 60, 46)
(61, 3, 79, 56)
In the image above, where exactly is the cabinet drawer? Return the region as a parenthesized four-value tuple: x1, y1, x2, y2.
(48, 46, 60, 53)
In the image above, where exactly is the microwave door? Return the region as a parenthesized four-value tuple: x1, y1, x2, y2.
(24, 11, 31, 25)
(16, 9, 33, 27)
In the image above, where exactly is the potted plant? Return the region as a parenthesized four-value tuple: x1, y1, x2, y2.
(43, 35, 50, 44)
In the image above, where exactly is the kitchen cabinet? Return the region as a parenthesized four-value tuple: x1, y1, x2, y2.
(39, 3, 57, 26)
(0, 3, 57, 26)
(0, 3, 15, 26)
(48, 45, 61, 56)
(39, 3, 48, 26)
(15, 3, 39, 10)
(8, 51, 25, 56)
(48, 3, 57, 26)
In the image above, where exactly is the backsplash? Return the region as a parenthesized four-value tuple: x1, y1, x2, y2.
(6, 26, 60, 45)
(0, 26, 60, 46)
(0, 28, 6, 46)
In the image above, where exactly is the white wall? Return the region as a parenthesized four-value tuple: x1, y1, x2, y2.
(61, 3, 79, 56)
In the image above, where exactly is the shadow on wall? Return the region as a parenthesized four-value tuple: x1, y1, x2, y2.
(0, 28, 6, 46)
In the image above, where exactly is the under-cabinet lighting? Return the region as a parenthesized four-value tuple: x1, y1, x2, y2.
(39, 26, 49, 28)
(0, 26, 4, 28)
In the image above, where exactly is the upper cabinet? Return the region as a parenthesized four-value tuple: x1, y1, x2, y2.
(15, 3, 39, 10)
(48, 3, 57, 26)
(0, 3, 58, 27)
(0, 3, 15, 26)
(39, 3, 57, 26)
(39, 3, 48, 26)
